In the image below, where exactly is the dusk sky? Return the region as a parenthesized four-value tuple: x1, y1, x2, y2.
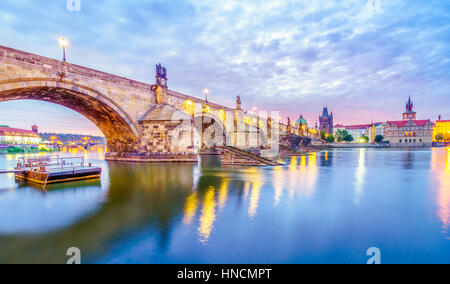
(0, 0, 449, 136)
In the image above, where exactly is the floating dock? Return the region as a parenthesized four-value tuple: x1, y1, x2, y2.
(12, 156, 101, 185)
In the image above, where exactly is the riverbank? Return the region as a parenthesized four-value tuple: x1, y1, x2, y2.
(327, 143, 389, 148)
(0, 147, 59, 154)
(279, 145, 323, 157)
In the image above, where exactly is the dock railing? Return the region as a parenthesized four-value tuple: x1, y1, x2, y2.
(16, 156, 94, 172)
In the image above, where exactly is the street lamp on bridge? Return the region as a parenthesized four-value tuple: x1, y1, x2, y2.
(59, 38, 68, 62)
(204, 88, 209, 103)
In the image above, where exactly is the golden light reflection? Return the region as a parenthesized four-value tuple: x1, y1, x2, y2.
(198, 186, 216, 243)
(354, 148, 366, 206)
(249, 180, 262, 218)
(245, 168, 264, 218)
(432, 148, 450, 237)
(289, 156, 298, 170)
(300, 155, 307, 167)
(243, 181, 251, 199)
(284, 154, 319, 200)
(272, 165, 285, 207)
(183, 192, 199, 225)
(288, 156, 299, 198)
(218, 179, 229, 210)
(300, 153, 318, 197)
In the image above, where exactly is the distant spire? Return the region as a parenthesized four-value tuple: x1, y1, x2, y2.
(321, 107, 329, 118)
(406, 96, 414, 112)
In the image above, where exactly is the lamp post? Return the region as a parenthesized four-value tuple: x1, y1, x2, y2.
(204, 88, 209, 103)
(59, 38, 68, 62)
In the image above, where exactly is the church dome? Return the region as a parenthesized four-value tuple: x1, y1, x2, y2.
(296, 115, 308, 125)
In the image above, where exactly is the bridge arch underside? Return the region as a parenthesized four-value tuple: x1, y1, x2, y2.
(193, 114, 227, 149)
(192, 114, 269, 149)
(0, 86, 139, 152)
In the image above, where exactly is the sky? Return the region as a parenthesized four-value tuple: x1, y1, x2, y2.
(0, 0, 449, 136)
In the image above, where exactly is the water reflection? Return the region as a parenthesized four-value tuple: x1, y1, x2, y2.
(321, 151, 333, 167)
(354, 149, 366, 206)
(218, 179, 229, 210)
(183, 192, 199, 225)
(272, 166, 284, 207)
(1, 149, 450, 264)
(0, 180, 105, 235)
(198, 186, 216, 243)
(403, 151, 415, 170)
(432, 148, 450, 238)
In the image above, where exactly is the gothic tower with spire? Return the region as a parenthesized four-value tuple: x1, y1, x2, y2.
(403, 96, 417, 120)
(319, 107, 334, 135)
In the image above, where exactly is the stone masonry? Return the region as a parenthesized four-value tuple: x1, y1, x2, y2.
(0, 45, 286, 162)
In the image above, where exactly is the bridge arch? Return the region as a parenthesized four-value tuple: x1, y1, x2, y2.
(193, 112, 228, 148)
(0, 78, 140, 152)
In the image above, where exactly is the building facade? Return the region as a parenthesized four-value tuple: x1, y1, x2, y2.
(334, 122, 385, 143)
(384, 98, 433, 147)
(0, 125, 41, 144)
(433, 117, 450, 142)
(319, 107, 333, 135)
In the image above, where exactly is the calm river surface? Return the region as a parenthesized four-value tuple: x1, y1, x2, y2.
(0, 148, 449, 264)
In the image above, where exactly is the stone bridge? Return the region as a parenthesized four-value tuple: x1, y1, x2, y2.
(0, 45, 307, 162)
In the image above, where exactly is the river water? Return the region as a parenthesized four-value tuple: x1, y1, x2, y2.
(0, 148, 449, 264)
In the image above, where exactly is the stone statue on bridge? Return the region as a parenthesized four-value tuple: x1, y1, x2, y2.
(156, 63, 167, 79)
(236, 96, 241, 110)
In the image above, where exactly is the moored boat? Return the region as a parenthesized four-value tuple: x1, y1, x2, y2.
(14, 156, 101, 185)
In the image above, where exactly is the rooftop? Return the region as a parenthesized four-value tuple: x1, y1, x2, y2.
(0, 127, 40, 137)
(386, 120, 431, 127)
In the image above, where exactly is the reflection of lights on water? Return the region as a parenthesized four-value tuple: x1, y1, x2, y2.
(249, 181, 262, 219)
(433, 148, 450, 236)
(289, 156, 298, 170)
(300, 156, 307, 167)
(447, 148, 450, 171)
(272, 166, 284, 207)
(354, 149, 366, 206)
(218, 179, 229, 210)
(300, 153, 318, 197)
(242, 168, 264, 219)
(198, 186, 216, 244)
(243, 181, 251, 199)
(183, 192, 199, 225)
(283, 154, 318, 200)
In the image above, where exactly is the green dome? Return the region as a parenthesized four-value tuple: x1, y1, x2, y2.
(296, 116, 308, 125)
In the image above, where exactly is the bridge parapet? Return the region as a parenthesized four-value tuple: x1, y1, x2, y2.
(0, 45, 291, 163)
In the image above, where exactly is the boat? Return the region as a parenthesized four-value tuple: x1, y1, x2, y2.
(14, 156, 102, 185)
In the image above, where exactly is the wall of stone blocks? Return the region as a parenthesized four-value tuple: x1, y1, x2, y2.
(139, 120, 195, 154)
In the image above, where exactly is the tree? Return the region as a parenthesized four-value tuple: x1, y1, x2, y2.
(375, 135, 384, 143)
(361, 135, 370, 143)
(326, 135, 335, 143)
(435, 133, 444, 142)
(335, 129, 349, 142)
(344, 134, 354, 142)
